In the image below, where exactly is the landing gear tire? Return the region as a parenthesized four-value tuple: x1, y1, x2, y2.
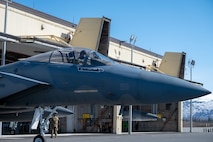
(10, 130, 15, 135)
(33, 135, 46, 142)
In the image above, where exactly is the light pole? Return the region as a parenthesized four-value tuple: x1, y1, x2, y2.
(128, 34, 137, 134)
(188, 59, 195, 133)
(130, 34, 134, 63)
(129, 34, 134, 135)
(1, 0, 12, 66)
(129, 35, 137, 63)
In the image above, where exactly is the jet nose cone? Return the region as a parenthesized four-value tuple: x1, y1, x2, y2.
(137, 71, 211, 104)
(181, 81, 211, 99)
(196, 88, 211, 97)
(165, 79, 212, 102)
(207, 90, 212, 95)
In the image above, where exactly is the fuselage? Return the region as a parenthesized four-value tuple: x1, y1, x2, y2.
(0, 47, 211, 107)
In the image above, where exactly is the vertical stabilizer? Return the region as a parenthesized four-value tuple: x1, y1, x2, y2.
(158, 52, 186, 132)
(71, 17, 111, 56)
(159, 52, 186, 79)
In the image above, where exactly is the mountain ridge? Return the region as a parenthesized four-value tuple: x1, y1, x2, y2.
(183, 94, 213, 121)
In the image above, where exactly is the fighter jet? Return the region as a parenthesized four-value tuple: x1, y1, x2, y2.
(0, 47, 211, 142)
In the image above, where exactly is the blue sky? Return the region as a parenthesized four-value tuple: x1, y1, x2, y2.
(12, 0, 213, 93)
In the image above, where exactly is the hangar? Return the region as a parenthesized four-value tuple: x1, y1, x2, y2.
(0, 1, 184, 134)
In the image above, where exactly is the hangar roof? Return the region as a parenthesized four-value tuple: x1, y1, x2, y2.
(110, 37, 162, 58)
(0, 1, 162, 63)
(0, 1, 77, 29)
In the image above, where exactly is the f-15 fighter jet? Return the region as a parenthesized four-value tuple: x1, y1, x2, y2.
(0, 47, 211, 142)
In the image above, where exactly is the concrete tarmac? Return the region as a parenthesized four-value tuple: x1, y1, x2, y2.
(0, 132, 213, 142)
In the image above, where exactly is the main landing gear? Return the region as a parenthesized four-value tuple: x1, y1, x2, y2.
(33, 135, 46, 142)
(31, 106, 73, 142)
(31, 107, 49, 142)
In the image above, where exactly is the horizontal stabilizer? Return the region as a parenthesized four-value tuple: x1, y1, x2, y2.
(0, 71, 49, 99)
(122, 110, 158, 121)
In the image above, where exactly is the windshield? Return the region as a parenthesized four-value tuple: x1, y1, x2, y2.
(27, 47, 115, 66)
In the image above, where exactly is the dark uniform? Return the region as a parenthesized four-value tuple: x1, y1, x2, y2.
(49, 114, 59, 138)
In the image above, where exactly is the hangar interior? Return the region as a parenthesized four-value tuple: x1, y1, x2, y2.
(0, 1, 184, 134)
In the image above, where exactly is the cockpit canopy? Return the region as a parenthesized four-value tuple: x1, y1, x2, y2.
(27, 47, 114, 66)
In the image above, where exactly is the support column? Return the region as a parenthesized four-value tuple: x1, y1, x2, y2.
(178, 102, 183, 132)
(0, 122, 2, 137)
(66, 106, 75, 133)
(128, 105, 132, 134)
(113, 105, 122, 134)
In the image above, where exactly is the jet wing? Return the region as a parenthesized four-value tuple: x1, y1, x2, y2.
(0, 106, 73, 122)
(0, 71, 49, 99)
